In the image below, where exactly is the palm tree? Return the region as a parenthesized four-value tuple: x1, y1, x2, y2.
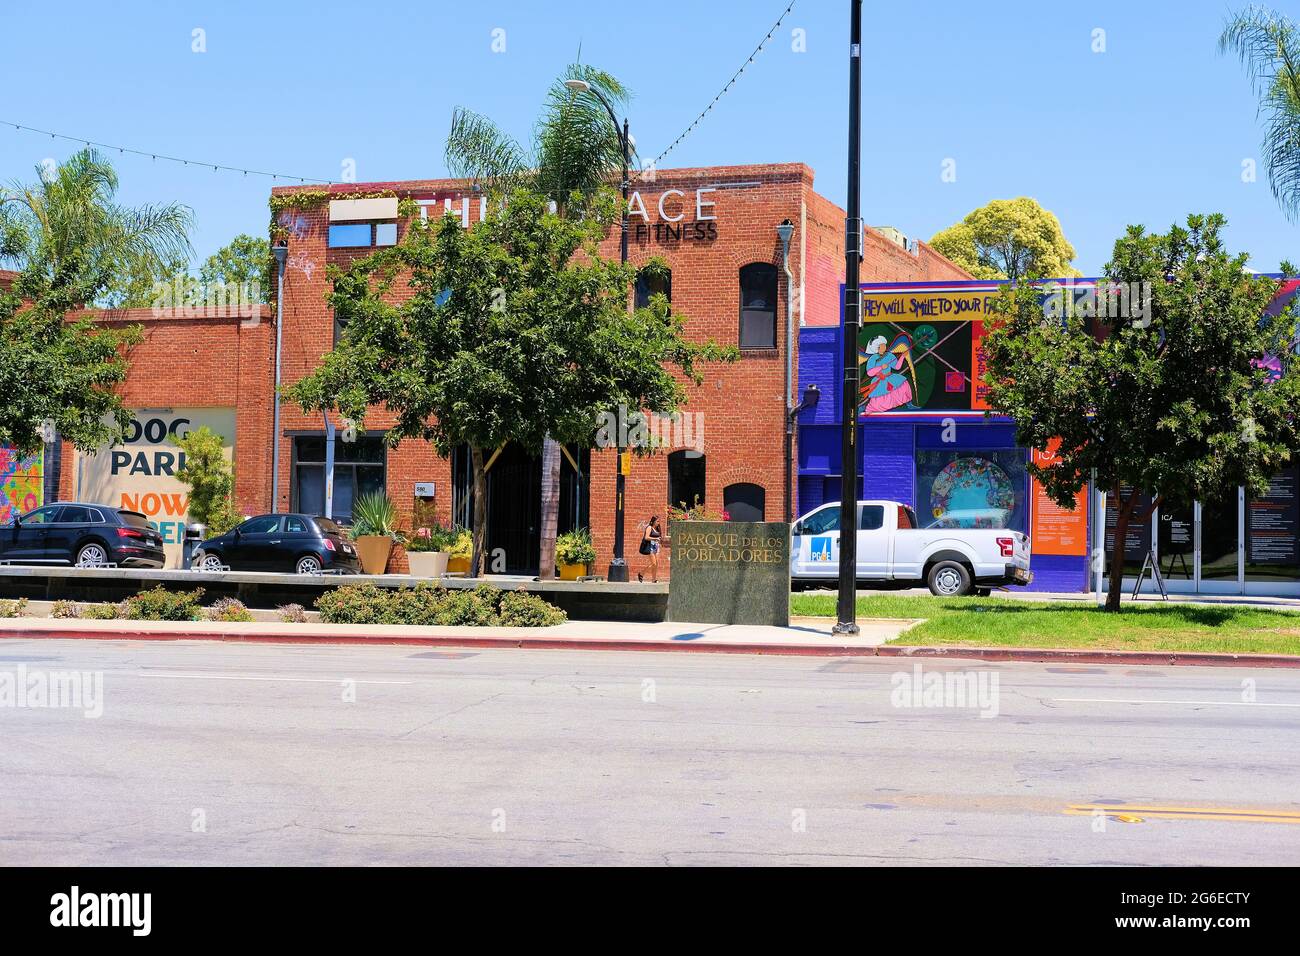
(1220, 5, 1300, 221)
(445, 63, 632, 578)
(0, 148, 193, 307)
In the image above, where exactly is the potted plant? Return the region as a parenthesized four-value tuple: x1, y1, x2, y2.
(445, 527, 473, 575)
(555, 528, 596, 580)
(404, 523, 459, 578)
(350, 492, 401, 574)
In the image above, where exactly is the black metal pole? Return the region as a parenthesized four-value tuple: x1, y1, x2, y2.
(608, 115, 631, 582)
(835, 0, 863, 635)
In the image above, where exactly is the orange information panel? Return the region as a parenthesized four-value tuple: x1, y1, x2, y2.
(1029, 443, 1088, 556)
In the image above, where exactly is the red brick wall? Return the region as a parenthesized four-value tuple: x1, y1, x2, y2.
(260, 163, 970, 579)
(56, 307, 274, 516)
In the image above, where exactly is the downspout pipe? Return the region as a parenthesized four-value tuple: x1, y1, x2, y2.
(777, 219, 795, 523)
(271, 243, 288, 514)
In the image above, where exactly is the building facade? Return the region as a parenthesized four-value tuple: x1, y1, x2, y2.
(798, 278, 1300, 596)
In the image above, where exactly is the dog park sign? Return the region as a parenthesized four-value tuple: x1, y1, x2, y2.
(76, 408, 235, 567)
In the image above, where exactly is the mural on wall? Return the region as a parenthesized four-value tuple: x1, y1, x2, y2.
(915, 449, 1028, 533)
(0, 446, 43, 524)
(77, 408, 235, 568)
(857, 287, 998, 416)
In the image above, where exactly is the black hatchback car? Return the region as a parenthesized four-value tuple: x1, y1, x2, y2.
(194, 513, 359, 575)
(0, 503, 166, 568)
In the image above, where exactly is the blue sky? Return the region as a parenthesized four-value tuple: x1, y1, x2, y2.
(1, 0, 1294, 275)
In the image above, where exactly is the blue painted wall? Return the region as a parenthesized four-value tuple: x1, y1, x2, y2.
(797, 323, 1091, 593)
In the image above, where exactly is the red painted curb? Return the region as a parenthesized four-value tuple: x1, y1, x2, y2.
(4, 626, 1300, 667)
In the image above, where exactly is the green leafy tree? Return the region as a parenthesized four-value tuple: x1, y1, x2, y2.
(930, 198, 1080, 283)
(1220, 5, 1300, 221)
(286, 187, 734, 577)
(446, 62, 633, 576)
(982, 213, 1300, 611)
(199, 234, 271, 304)
(0, 150, 194, 453)
(172, 426, 241, 538)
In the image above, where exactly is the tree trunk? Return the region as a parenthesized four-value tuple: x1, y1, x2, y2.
(1104, 484, 1134, 613)
(470, 446, 488, 578)
(538, 436, 561, 579)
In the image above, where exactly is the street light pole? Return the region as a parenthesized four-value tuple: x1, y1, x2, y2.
(565, 78, 631, 583)
(835, 0, 863, 636)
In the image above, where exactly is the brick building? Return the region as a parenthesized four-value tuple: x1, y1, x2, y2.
(267, 163, 968, 577)
(11, 164, 968, 574)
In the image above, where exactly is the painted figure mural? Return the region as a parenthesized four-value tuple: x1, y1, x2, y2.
(860, 332, 918, 413)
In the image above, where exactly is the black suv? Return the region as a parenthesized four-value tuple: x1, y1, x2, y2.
(194, 514, 359, 575)
(0, 503, 166, 568)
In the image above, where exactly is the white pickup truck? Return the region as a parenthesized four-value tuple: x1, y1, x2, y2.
(790, 500, 1033, 596)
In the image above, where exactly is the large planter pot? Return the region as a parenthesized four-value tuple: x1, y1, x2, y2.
(355, 535, 394, 575)
(446, 556, 470, 575)
(407, 551, 449, 578)
(557, 561, 589, 581)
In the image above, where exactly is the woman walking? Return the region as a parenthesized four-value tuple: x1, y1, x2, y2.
(637, 515, 662, 583)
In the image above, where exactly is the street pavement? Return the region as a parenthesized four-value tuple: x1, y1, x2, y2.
(2, 638, 1298, 865)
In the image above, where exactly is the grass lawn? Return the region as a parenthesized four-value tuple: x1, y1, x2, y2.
(789, 593, 1300, 656)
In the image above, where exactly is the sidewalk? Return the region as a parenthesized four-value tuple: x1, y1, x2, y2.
(0, 615, 921, 656)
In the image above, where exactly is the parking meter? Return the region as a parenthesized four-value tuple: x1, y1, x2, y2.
(183, 523, 206, 569)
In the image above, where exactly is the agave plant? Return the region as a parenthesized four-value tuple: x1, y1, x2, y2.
(349, 492, 400, 540)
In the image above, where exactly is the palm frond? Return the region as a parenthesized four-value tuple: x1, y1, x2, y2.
(534, 64, 633, 201)
(444, 108, 530, 190)
(1221, 5, 1300, 220)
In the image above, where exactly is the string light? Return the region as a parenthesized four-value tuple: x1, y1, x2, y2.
(641, 0, 796, 177)
(2, 119, 341, 184)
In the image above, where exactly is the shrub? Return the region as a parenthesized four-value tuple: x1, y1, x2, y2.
(448, 529, 473, 561)
(406, 522, 461, 553)
(50, 599, 81, 619)
(0, 598, 28, 618)
(313, 582, 563, 627)
(81, 603, 120, 620)
(498, 590, 567, 627)
(121, 586, 206, 622)
(207, 597, 254, 623)
(277, 603, 308, 623)
(555, 528, 595, 566)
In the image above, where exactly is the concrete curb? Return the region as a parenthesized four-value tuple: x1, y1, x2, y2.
(4, 623, 1300, 667)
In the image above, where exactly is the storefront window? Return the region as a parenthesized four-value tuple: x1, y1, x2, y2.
(292, 435, 386, 525)
(1200, 489, 1239, 580)
(915, 450, 1028, 532)
(1103, 486, 1151, 578)
(1157, 501, 1194, 580)
(1246, 466, 1300, 582)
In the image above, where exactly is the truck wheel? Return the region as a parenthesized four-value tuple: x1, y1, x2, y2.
(927, 560, 972, 597)
(975, 588, 992, 598)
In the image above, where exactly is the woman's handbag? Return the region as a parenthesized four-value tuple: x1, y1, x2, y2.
(638, 537, 653, 555)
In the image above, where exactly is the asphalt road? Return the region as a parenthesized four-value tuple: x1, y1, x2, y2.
(2, 638, 1299, 865)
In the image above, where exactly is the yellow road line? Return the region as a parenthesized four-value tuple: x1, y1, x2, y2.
(1066, 803, 1300, 824)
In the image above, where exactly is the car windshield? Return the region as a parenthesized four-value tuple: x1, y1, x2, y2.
(117, 510, 151, 528)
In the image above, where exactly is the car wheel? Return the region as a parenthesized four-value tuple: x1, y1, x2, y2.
(196, 551, 226, 572)
(75, 543, 110, 568)
(295, 554, 322, 575)
(927, 560, 972, 597)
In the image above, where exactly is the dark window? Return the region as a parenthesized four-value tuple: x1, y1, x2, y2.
(801, 507, 839, 535)
(292, 435, 387, 524)
(285, 516, 309, 533)
(118, 511, 151, 528)
(739, 263, 778, 349)
(59, 506, 92, 524)
(314, 517, 344, 536)
(20, 506, 61, 525)
(239, 516, 282, 535)
(634, 266, 672, 309)
(860, 505, 885, 530)
(667, 450, 706, 510)
(723, 482, 765, 522)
